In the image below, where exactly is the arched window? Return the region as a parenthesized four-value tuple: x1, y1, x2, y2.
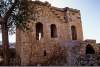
(71, 26, 77, 40)
(36, 22, 43, 40)
(86, 44, 95, 54)
(44, 50, 46, 56)
(50, 24, 57, 38)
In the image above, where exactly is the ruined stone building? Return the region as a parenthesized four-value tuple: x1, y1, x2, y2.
(16, 1, 100, 66)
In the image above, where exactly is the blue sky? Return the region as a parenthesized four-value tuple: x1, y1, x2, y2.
(0, 0, 100, 43)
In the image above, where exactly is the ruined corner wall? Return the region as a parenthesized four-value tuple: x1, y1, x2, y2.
(85, 39, 99, 54)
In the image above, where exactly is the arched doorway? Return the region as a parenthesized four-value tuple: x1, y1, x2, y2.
(36, 22, 43, 40)
(71, 25, 77, 40)
(86, 44, 95, 54)
(50, 24, 57, 38)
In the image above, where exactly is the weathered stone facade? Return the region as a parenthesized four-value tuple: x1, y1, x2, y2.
(16, 1, 100, 66)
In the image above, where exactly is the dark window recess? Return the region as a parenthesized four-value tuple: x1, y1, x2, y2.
(44, 50, 46, 56)
(72, 12, 75, 15)
(57, 16, 60, 18)
(77, 17, 81, 19)
(64, 16, 67, 20)
(36, 22, 43, 40)
(71, 26, 77, 40)
(28, 20, 31, 23)
(55, 13, 58, 15)
(86, 44, 95, 54)
(50, 24, 57, 38)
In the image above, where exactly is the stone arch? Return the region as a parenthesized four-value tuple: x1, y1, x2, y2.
(50, 24, 57, 38)
(86, 44, 95, 54)
(71, 25, 77, 40)
(36, 22, 43, 40)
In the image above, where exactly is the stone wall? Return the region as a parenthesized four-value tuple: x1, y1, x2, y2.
(16, 1, 84, 65)
(78, 54, 100, 66)
(66, 8, 83, 41)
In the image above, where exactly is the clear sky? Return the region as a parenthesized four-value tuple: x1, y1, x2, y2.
(0, 0, 100, 43)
